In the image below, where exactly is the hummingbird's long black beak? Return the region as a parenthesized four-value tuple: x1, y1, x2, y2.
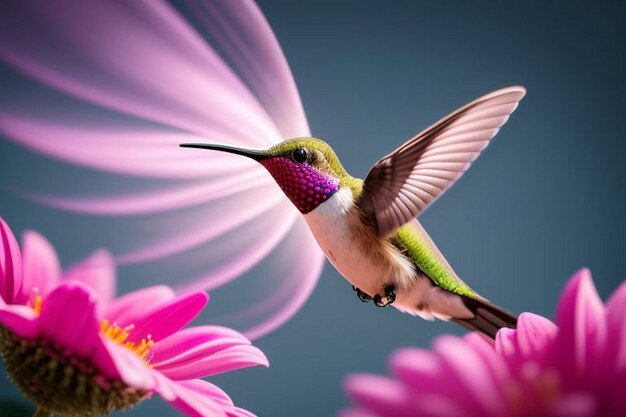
(179, 143, 269, 161)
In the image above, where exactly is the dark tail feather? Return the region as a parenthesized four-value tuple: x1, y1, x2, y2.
(451, 295, 517, 339)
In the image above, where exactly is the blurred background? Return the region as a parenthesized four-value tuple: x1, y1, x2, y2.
(0, 1, 624, 416)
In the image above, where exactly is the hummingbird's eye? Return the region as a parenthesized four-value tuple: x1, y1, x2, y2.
(291, 147, 308, 164)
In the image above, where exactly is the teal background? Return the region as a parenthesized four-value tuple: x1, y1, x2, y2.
(1, 1, 625, 416)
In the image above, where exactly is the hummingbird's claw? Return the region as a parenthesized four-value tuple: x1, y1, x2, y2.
(373, 285, 396, 308)
(352, 285, 373, 302)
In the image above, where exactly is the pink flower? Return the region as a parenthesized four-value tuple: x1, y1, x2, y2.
(0, 0, 325, 341)
(0, 217, 268, 417)
(342, 269, 626, 417)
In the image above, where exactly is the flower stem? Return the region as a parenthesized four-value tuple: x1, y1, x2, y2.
(33, 407, 53, 417)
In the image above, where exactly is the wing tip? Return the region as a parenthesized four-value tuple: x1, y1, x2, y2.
(478, 86, 527, 104)
(496, 85, 527, 101)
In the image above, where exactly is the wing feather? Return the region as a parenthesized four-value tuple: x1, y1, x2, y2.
(358, 86, 526, 237)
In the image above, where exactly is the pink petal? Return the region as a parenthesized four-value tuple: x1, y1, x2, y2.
(344, 374, 414, 417)
(390, 348, 448, 396)
(0, 116, 260, 179)
(153, 373, 227, 417)
(462, 333, 510, 403)
(515, 312, 558, 353)
(177, 379, 234, 406)
(554, 268, 607, 381)
(463, 332, 494, 350)
(62, 249, 116, 307)
(0, 1, 279, 148)
(152, 333, 253, 369)
(27, 170, 267, 215)
(18, 230, 61, 303)
(548, 392, 597, 417)
(0, 301, 38, 339)
(88, 341, 123, 380)
(126, 292, 209, 344)
(0, 0, 324, 342)
(495, 312, 557, 365)
(156, 343, 268, 380)
(104, 285, 175, 325)
(101, 338, 156, 391)
(115, 186, 283, 264)
(0, 216, 23, 304)
(345, 371, 473, 417)
(174, 203, 297, 293)
(226, 219, 324, 340)
(184, 0, 310, 139)
(39, 282, 101, 358)
(606, 280, 626, 372)
(151, 325, 250, 364)
(433, 335, 503, 416)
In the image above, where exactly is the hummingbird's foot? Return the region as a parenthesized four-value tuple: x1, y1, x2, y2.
(373, 285, 396, 308)
(352, 285, 373, 302)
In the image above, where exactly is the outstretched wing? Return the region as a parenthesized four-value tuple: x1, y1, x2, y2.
(358, 87, 526, 238)
(0, 0, 323, 340)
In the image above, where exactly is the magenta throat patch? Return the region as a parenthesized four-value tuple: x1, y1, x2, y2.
(261, 157, 340, 213)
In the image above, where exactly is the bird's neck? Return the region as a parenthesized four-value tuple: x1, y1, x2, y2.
(338, 175, 364, 200)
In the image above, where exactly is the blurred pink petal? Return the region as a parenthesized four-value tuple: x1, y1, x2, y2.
(0, 216, 22, 304)
(237, 218, 325, 340)
(390, 348, 445, 396)
(606, 281, 626, 371)
(177, 204, 297, 293)
(549, 394, 597, 417)
(343, 269, 626, 417)
(18, 230, 61, 303)
(460, 332, 510, 409)
(181, 0, 310, 138)
(0, 115, 262, 179)
(0, 1, 279, 143)
(63, 249, 116, 307)
(495, 312, 557, 366)
(344, 375, 415, 417)
(115, 186, 284, 264)
(433, 335, 503, 415)
(23, 170, 269, 216)
(554, 268, 607, 383)
(0, 0, 324, 339)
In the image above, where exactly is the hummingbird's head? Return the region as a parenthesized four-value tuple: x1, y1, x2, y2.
(180, 137, 350, 213)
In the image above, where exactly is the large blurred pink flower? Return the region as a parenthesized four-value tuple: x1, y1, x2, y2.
(0, 217, 268, 417)
(0, 0, 324, 340)
(342, 269, 626, 417)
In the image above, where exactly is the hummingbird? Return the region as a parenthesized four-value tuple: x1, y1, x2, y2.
(181, 86, 526, 338)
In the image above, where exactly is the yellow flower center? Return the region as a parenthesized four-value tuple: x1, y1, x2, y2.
(32, 294, 43, 315)
(99, 320, 154, 361)
(27, 289, 154, 361)
(26, 287, 43, 315)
